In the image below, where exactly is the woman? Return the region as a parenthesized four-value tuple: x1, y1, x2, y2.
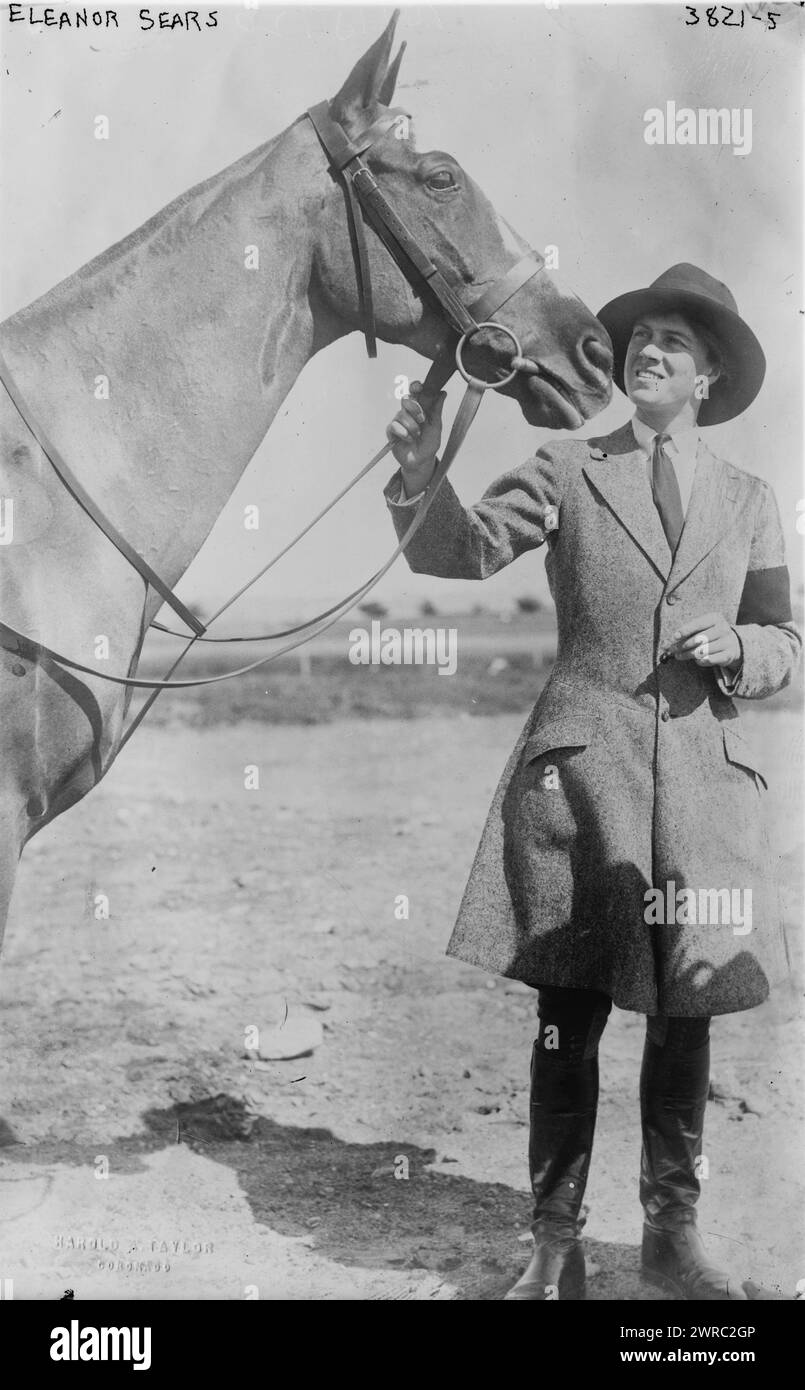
(383, 264, 801, 1301)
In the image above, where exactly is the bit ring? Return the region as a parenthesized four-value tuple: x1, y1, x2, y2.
(455, 321, 523, 391)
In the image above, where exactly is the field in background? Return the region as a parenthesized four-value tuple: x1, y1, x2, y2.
(135, 610, 803, 727)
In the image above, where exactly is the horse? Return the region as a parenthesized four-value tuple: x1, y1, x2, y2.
(0, 11, 612, 961)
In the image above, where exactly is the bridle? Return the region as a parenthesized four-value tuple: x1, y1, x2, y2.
(0, 98, 545, 755)
(304, 101, 543, 361)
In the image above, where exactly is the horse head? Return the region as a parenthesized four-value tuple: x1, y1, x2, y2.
(309, 11, 612, 429)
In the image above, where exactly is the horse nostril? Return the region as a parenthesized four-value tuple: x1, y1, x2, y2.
(581, 333, 613, 377)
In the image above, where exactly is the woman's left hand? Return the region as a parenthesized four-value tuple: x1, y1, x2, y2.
(667, 613, 742, 670)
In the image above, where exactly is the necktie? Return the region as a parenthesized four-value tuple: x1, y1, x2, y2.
(651, 433, 685, 554)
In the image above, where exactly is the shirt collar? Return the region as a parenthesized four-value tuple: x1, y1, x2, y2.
(631, 413, 700, 460)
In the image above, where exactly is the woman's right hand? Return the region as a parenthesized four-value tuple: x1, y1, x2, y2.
(386, 382, 446, 496)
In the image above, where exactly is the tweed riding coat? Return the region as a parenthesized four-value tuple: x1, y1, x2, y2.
(384, 421, 801, 1017)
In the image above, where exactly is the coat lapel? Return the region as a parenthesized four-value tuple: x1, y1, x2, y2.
(666, 444, 743, 594)
(582, 422, 671, 580)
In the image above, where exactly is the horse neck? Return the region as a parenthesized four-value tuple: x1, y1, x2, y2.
(1, 117, 337, 600)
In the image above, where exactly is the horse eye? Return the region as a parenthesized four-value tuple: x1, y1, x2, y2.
(426, 168, 458, 191)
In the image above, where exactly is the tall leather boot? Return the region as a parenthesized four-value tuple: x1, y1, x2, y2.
(640, 1028, 747, 1300)
(505, 1044, 598, 1300)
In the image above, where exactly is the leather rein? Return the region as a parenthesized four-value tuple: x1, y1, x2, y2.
(0, 99, 544, 749)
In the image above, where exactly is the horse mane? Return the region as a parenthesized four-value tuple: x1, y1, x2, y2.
(7, 126, 293, 322)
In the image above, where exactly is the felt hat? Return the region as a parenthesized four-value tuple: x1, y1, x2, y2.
(597, 263, 766, 424)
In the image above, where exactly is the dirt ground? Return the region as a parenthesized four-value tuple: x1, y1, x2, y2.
(0, 706, 802, 1301)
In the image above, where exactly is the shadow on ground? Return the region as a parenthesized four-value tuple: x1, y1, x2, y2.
(1, 1093, 664, 1301)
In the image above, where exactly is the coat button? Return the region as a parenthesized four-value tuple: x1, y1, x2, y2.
(661, 709, 670, 721)
(666, 594, 678, 606)
(659, 652, 669, 664)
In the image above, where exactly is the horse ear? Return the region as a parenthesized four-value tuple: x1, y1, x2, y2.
(330, 9, 401, 129)
(378, 40, 406, 107)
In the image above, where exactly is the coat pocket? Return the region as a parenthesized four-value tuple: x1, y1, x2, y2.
(523, 720, 593, 765)
(721, 723, 768, 792)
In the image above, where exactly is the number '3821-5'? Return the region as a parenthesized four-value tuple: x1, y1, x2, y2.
(684, 5, 780, 27)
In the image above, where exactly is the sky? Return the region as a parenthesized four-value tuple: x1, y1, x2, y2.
(2, 1, 803, 623)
